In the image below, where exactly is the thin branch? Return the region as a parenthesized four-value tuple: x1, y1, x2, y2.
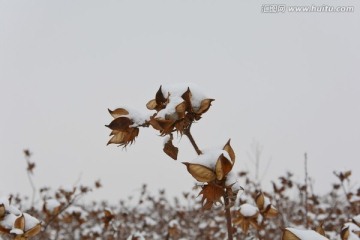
(340, 178, 352, 206)
(224, 189, 234, 240)
(24, 154, 36, 208)
(183, 125, 202, 155)
(42, 192, 84, 232)
(304, 152, 309, 228)
(26, 171, 36, 207)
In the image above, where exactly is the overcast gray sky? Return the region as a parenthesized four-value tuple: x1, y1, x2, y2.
(1, 0, 359, 203)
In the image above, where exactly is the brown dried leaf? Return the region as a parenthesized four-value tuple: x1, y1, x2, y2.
(181, 87, 193, 112)
(14, 214, 25, 230)
(108, 108, 129, 118)
(175, 101, 186, 118)
(336, 170, 352, 182)
(27, 162, 36, 174)
(107, 128, 139, 146)
(315, 225, 326, 237)
(109, 129, 117, 136)
(23, 149, 31, 157)
(149, 118, 175, 135)
(106, 117, 131, 131)
(249, 219, 261, 230)
(341, 227, 350, 240)
(235, 218, 250, 233)
(282, 229, 301, 240)
(0, 225, 10, 234)
(163, 138, 178, 160)
(156, 86, 166, 105)
(199, 183, 224, 210)
(0, 204, 5, 219)
(24, 223, 41, 238)
(183, 163, 216, 182)
(263, 205, 278, 218)
(168, 225, 180, 238)
(194, 98, 214, 114)
(215, 154, 233, 180)
(223, 139, 235, 163)
(233, 210, 260, 234)
(95, 180, 102, 188)
(342, 171, 352, 181)
(102, 209, 114, 229)
(174, 117, 191, 135)
(146, 99, 157, 110)
(255, 192, 265, 210)
(107, 131, 126, 145)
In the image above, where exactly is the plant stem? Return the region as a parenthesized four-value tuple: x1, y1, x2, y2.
(27, 171, 36, 208)
(25, 155, 36, 208)
(42, 192, 83, 232)
(224, 189, 234, 240)
(184, 124, 233, 239)
(304, 153, 309, 228)
(183, 126, 202, 155)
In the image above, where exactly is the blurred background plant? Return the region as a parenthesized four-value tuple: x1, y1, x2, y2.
(0, 151, 358, 239)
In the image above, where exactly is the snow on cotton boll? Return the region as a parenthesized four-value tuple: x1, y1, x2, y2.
(233, 203, 262, 234)
(146, 84, 214, 135)
(182, 140, 241, 210)
(0, 198, 41, 239)
(341, 221, 360, 240)
(1, 212, 41, 240)
(43, 198, 61, 215)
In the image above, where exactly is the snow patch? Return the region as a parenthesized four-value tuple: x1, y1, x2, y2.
(161, 83, 208, 109)
(239, 203, 258, 217)
(45, 198, 61, 212)
(225, 171, 242, 193)
(127, 231, 145, 240)
(23, 213, 40, 231)
(286, 228, 329, 240)
(156, 96, 184, 119)
(168, 219, 179, 228)
(189, 149, 231, 170)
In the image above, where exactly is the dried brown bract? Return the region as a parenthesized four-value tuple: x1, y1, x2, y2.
(255, 192, 278, 218)
(233, 203, 261, 233)
(147, 86, 214, 135)
(183, 140, 240, 209)
(106, 108, 148, 147)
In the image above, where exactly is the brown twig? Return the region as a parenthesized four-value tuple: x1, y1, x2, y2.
(224, 189, 234, 240)
(183, 125, 202, 155)
(42, 192, 84, 232)
(304, 153, 309, 228)
(184, 124, 234, 240)
(24, 153, 36, 208)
